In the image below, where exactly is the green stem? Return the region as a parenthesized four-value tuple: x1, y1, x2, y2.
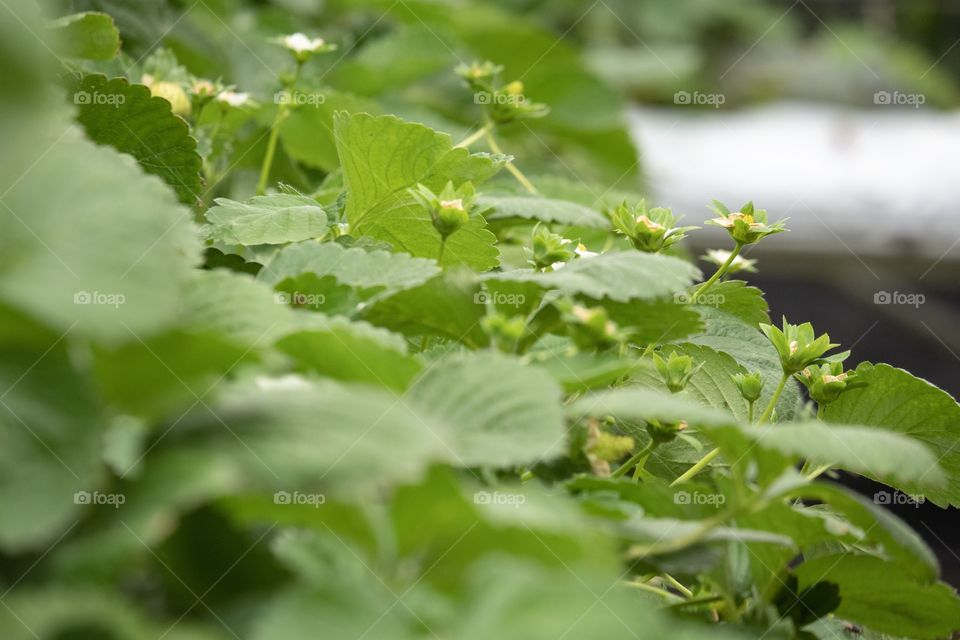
(663, 573, 694, 598)
(756, 373, 788, 425)
(623, 581, 684, 603)
(256, 119, 283, 195)
(747, 400, 755, 424)
(611, 440, 659, 479)
(805, 463, 832, 480)
(256, 62, 302, 195)
(666, 595, 724, 610)
(800, 405, 834, 478)
(455, 122, 493, 148)
(437, 238, 447, 265)
(484, 129, 537, 194)
(692, 242, 743, 300)
(670, 447, 720, 486)
(627, 504, 743, 558)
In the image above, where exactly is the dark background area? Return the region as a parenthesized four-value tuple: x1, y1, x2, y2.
(748, 263, 960, 585)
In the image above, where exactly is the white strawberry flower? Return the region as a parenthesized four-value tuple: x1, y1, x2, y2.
(216, 90, 251, 108)
(282, 33, 327, 54)
(574, 242, 598, 258)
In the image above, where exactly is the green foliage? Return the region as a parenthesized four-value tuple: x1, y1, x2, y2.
(336, 112, 504, 269)
(2, 3, 959, 639)
(69, 74, 204, 204)
(47, 12, 121, 61)
(204, 193, 330, 245)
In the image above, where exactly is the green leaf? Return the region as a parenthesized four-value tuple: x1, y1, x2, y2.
(0, 348, 103, 551)
(361, 269, 489, 347)
(257, 240, 440, 295)
(697, 279, 769, 327)
(634, 343, 752, 421)
(0, 125, 200, 342)
(276, 322, 422, 391)
(174, 382, 445, 493)
(180, 269, 293, 346)
(568, 386, 737, 428)
(795, 555, 960, 640)
(0, 588, 221, 640)
(585, 298, 704, 345)
(690, 307, 804, 421)
(93, 329, 257, 421)
(486, 251, 700, 303)
(478, 195, 609, 228)
(335, 112, 504, 270)
(279, 89, 380, 171)
(326, 25, 451, 96)
(527, 341, 643, 393)
(823, 363, 960, 508)
(48, 12, 121, 60)
(406, 352, 566, 467)
(784, 482, 939, 579)
(204, 193, 330, 245)
(444, 557, 745, 640)
(750, 421, 945, 492)
(69, 74, 204, 204)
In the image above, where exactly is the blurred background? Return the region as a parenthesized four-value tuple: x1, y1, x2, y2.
(60, 0, 960, 580)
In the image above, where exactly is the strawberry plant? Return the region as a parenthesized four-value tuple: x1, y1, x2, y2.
(2, 1, 959, 639)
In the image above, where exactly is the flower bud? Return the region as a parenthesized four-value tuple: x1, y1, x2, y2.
(147, 80, 191, 117)
(795, 362, 864, 404)
(455, 60, 503, 92)
(482, 312, 527, 353)
(760, 317, 847, 375)
(190, 79, 218, 99)
(647, 419, 687, 444)
(706, 200, 787, 245)
(589, 432, 636, 462)
(530, 227, 574, 270)
(609, 200, 697, 253)
(653, 351, 701, 393)
(732, 371, 763, 403)
(409, 181, 476, 240)
(563, 303, 624, 352)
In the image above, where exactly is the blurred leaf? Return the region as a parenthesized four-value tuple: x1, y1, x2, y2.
(406, 351, 565, 467)
(258, 240, 440, 295)
(0, 125, 200, 342)
(478, 195, 608, 228)
(48, 12, 120, 61)
(279, 89, 380, 171)
(362, 269, 488, 347)
(277, 322, 421, 391)
(0, 348, 103, 551)
(486, 251, 700, 303)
